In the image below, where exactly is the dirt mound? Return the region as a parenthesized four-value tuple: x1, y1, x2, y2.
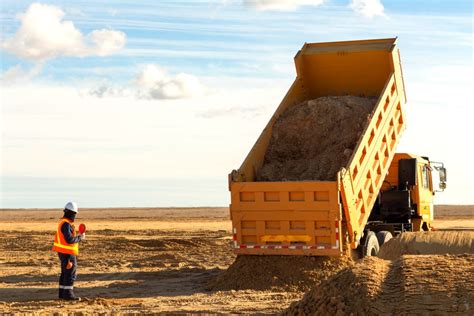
(257, 95, 376, 181)
(379, 231, 474, 260)
(208, 255, 351, 291)
(284, 254, 474, 315)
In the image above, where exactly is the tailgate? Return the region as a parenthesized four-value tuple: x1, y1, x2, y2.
(230, 181, 343, 256)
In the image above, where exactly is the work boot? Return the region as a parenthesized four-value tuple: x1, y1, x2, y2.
(63, 295, 81, 301)
(63, 289, 81, 301)
(58, 288, 65, 299)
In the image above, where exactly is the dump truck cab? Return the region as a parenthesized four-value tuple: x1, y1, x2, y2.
(368, 153, 447, 235)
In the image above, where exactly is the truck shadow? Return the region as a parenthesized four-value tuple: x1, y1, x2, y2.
(0, 267, 223, 302)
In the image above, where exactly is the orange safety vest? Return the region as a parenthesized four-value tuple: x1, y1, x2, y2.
(52, 218, 79, 255)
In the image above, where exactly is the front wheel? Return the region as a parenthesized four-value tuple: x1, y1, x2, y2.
(362, 231, 380, 257)
(376, 231, 393, 247)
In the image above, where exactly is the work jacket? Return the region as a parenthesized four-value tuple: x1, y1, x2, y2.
(52, 218, 80, 255)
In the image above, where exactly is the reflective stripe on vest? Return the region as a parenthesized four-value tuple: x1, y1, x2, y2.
(52, 218, 79, 255)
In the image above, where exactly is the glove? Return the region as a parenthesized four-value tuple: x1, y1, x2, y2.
(79, 233, 86, 241)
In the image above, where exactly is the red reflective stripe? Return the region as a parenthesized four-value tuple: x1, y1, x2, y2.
(235, 244, 343, 251)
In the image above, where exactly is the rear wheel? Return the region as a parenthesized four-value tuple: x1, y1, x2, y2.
(362, 231, 380, 257)
(376, 231, 393, 247)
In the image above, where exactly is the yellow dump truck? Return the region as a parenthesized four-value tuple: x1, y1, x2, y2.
(228, 38, 447, 257)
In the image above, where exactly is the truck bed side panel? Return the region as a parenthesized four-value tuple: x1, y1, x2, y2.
(341, 72, 406, 248)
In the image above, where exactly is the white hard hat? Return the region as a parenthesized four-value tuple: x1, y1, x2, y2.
(64, 201, 78, 213)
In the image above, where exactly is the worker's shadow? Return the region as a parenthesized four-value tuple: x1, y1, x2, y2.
(0, 267, 223, 302)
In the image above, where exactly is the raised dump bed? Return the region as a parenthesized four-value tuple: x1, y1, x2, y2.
(229, 38, 407, 255)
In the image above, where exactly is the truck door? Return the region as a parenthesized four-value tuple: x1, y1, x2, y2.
(418, 163, 434, 227)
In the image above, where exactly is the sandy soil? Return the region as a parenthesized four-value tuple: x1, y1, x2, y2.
(432, 205, 474, 231)
(257, 96, 376, 181)
(0, 206, 472, 314)
(285, 255, 474, 315)
(379, 231, 474, 260)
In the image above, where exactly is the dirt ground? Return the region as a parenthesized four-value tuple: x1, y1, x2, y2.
(0, 205, 472, 314)
(285, 254, 474, 315)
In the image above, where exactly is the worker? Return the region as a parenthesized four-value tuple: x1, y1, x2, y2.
(52, 202, 85, 301)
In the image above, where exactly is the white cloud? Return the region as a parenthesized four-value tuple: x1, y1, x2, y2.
(1, 83, 276, 180)
(349, 0, 385, 18)
(1, 64, 43, 85)
(135, 64, 206, 100)
(243, 0, 324, 11)
(1, 3, 126, 61)
(88, 82, 129, 98)
(90, 29, 126, 57)
(85, 64, 206, 100)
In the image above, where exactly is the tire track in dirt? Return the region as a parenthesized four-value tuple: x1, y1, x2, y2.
(284, 255, 474, 315)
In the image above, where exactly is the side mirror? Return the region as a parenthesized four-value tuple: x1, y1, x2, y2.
(439, 182, 446, 190)
(431, 162, 447, 192)
(438, 167, 447, 183)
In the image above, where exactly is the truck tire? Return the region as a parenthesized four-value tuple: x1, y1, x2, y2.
(376, 231, 393, 247)
(362, 231, 380, 257)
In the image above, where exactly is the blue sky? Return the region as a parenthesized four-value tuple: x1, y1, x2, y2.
(1, 0, 473, 207)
